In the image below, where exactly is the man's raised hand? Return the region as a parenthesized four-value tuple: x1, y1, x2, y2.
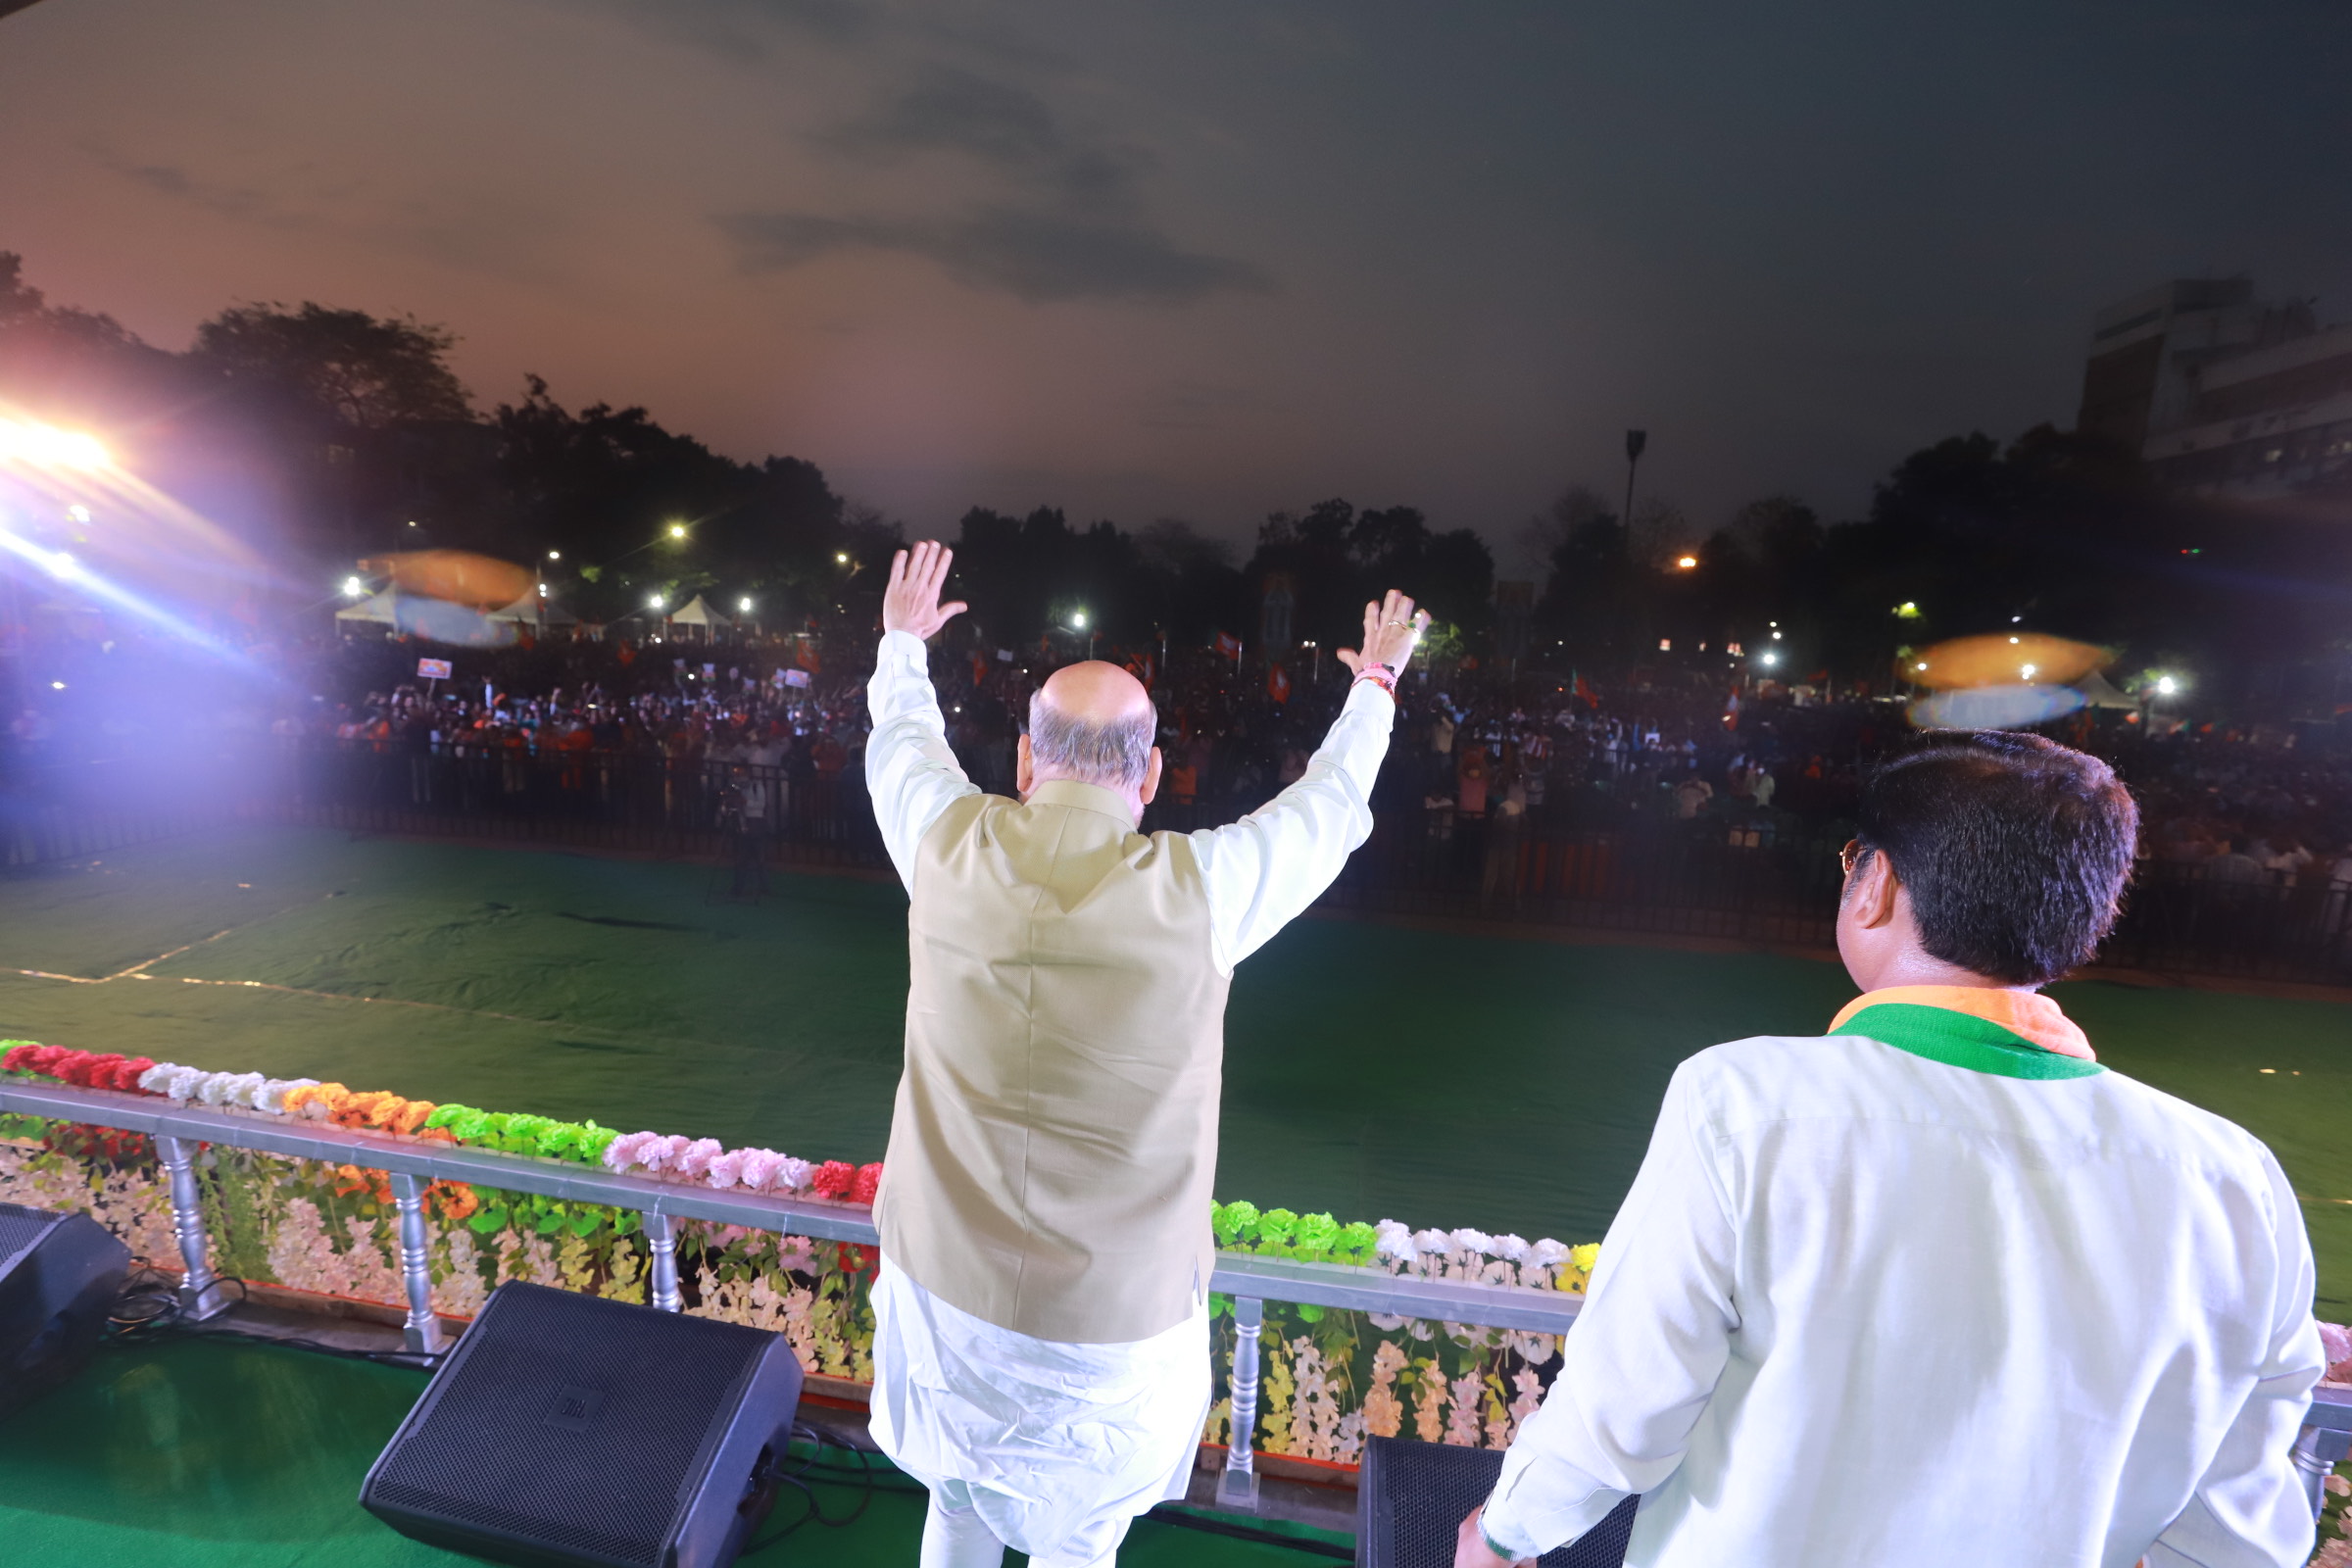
(882, 540, 968, 641)
(1336, 588, 1433, 678)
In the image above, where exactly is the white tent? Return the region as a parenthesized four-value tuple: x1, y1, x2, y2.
(666, 594, 732, 629)
(334, 590, 401, 627)
(490, 590, 579, 627)
(2076, 669, 2137, 710)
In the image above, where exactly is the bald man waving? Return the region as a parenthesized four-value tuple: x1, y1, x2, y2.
(863, 541, 1428, 1568)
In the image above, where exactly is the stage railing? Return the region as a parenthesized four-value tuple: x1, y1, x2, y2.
(0, 1078, 1580, 1513)
(9, 1078, 2349, 1521)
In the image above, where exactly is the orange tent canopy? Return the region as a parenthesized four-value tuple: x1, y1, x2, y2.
(1910, 632, 2107, 691)
(356, 551, 535, 612)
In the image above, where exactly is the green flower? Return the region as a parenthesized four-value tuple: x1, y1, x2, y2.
(1212, 1200, 1259, 1249)
(1333, 1221, 1380, 1266)
(575, 1125, 618, 1165)
(422, 1103, 474, 1131)
(447, 1109, 495, 1143)
(1254, 1207, 1298, 1253)
(1294, 1212, 1340, 1260)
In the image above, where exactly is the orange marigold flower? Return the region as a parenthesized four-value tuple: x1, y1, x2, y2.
(428, 1181, 478, 1221)
(389, 1100, 437, 1136)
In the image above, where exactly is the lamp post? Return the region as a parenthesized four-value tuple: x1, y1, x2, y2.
(1623, 428, 1647, 530)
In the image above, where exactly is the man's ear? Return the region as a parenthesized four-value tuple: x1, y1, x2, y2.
(1015, 734, 1034, 795)
(1139, 746, 1163, 807)
(1851, 852, 1901, 930)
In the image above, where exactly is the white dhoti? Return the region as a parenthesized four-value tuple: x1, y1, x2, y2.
(868, 1257, 1211, 1567)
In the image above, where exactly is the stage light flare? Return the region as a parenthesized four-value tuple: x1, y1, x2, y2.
(547, 550, 561, 561)
(1675, 556, 1698, 570)
(738, 597, 754, 612)
(1071, 611, 1089, 629)
(649, 593, 666, 610)
(66, 505, 90, 523)
(1760, 652, 1779, 667)
(0, 417, 110, 470)
(2155, 675, 2180, 696)
(342, 576, 368, 599)
(835, 552, 851, 564)
(667, 523, 688, 540)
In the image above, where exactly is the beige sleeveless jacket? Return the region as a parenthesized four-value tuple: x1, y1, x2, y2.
(873, 779, 1230, 1345)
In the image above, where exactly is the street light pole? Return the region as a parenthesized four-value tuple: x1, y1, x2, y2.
(1623, 428, 1647, 530)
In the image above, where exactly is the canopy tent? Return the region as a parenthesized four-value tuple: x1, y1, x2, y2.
(666, 595, 732, 628)
(2076, 669, 2138, 710)
(489, 591, 579, 627)
(333, 590, 401, 626)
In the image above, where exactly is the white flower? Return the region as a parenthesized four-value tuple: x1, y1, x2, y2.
(1373, 1220, 1415, 1262)
(1449, 1228, 1494, 1256)
(1411, 1228, 1451, 1257)
(137, 1062, 180, 1094)
(1492, 1233, 1530, 1262)
(163, 1065, 206, 1102)
(1528, 1238, 1568, 1268)
(259, 1078, 316, 1114)
(196, 1073, 241, 1106)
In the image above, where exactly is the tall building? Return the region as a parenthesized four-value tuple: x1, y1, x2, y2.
(2078, 278, 2352, 498)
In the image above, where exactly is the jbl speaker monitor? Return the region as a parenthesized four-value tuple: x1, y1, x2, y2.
(0, 1200, 131, 1424)
(1358, 1434, 1639, 1567)
(362, 1281, 804, 1568)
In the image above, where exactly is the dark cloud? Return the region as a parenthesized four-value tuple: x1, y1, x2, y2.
(108, 158, 318, 232)
(828, 66, 1148, 213)
(715, 206, 1272, 305)
(558, 0, 873, 57)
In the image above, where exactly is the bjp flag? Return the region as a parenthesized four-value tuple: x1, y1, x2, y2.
(1213, 631, 1243, 662)
(1268, 664, 1291, 704)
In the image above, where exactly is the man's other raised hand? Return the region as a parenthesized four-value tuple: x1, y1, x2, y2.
(1336, 588, 1433, 678)
(883, 540, 968, 642)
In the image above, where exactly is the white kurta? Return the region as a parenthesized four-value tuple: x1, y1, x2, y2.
(862, 630, 1396, 1556)
(1479, 1025, 2324, 1568)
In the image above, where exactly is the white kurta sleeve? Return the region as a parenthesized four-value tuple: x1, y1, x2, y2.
(1188, 679, 1395, 975)
(864, 630, 980, 891)
(2146, 1148, 2324, 1568)
(1479, 1060, 1740, 1561)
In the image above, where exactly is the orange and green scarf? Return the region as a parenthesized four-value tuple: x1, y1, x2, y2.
(1828, 985, 2102, 1081)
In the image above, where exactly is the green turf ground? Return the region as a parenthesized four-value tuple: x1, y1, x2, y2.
(0, 1336, 1333, 1566)
(5, 827, 2352, 1308)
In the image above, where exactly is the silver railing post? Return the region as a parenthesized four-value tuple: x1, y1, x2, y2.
(644, 1211, 682, 1312)
(2292, 1423, 2351, 1520)
(155, 1135, 233, 1321)
(1216, 1295, 1264, 1510)
(388, 1173, 446, 1354)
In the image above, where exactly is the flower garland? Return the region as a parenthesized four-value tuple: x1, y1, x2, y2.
(3, 1040, 1593, 1292)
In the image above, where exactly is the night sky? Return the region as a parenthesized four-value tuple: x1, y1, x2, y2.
(2, 0, 2346, 563)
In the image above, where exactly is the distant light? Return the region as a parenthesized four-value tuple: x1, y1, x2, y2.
(2010, 615, 2022, 624)
(1658, 638, 1672, 652)
(738, 597, 754, 612)
(2155, 675, 2179, 696)
(406, 519, 418, 528)
(547, 550, 562, 561)
(2021, 663, 2038, 680)
(1072, 611, 1089, 629)
(48, 552, 76, 578)
(1894, 602, 1921, 619)
(50, 680, 65, 690)
(1675, 556, 1698, 570)
(649, 593, 666, 610)
(342, 575, 367, 599)
(1771, 630, 1783, 641)
(834, 551, 850, 564)
(1915, 662, 1930, 672)
(667, 523, 688, 540)
(1768, 620, 1779, 628)
(0, 418, 109, 469)
(1760, 652, 1779, 667)
(537, 582, 549, 599)
(66, 505, 91, 523)
(2008, 636, 2020, 644)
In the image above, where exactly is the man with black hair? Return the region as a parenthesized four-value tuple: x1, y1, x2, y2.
(1458, 729, 2324, 1568)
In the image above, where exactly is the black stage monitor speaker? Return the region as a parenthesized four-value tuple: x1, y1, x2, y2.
(0, 1200, 131, 1424)
(1358, 1435, 1639, 1568)
(362, 1281, 804, 1568)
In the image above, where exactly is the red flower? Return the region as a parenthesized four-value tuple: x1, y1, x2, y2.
(851, 1161, 884, 1205)
(838, 1243, 872, 1275)
(114, 1057, 155, 1092)
(810, 1159, 856, 1200)
(1, 1044, 37, 1074)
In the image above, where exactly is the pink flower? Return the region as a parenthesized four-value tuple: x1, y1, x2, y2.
(637, 1134, 694, 1174)
(603, 1131, 658, 1173)
(707, 1149, 749, 1190)
(773, 1156, 813, 1194)
(677, 1138, 723, 1178)
(775, 1236, 817, 1273)
(738, 1149, 783, 1191)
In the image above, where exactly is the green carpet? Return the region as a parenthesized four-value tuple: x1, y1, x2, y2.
(0, 1336, 1338, 1566)
(4, 828, 2352, 1308)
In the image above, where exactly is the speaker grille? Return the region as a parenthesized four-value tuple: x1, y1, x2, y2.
(372, 1285, 770, 1566)
(1361, 1436, 1639, 1568)
(0, 1202, 59, 1273)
